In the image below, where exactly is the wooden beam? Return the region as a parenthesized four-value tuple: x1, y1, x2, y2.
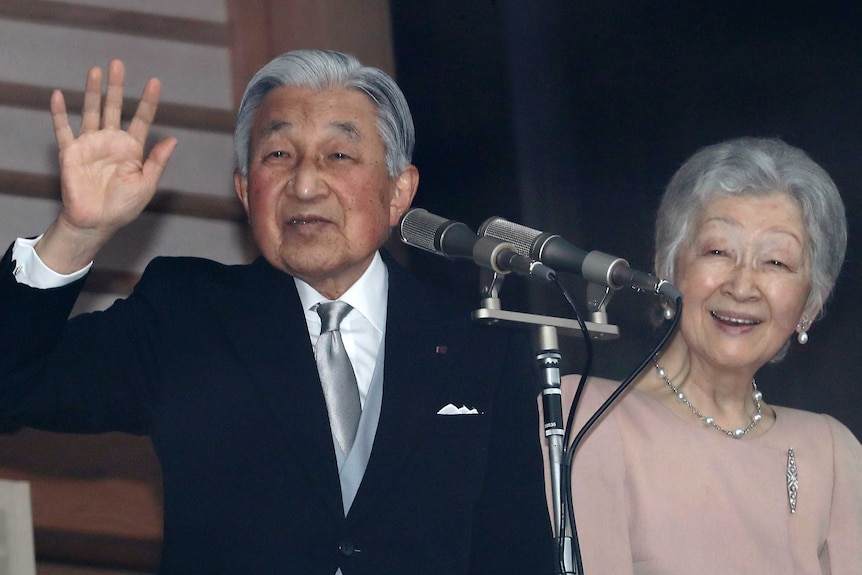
(35, 528, 161, 572)
(0, 81, 235, 134)
(225, 0, 397, 107)
(226, 0, 273, 109)
(265, 0, 396, 74)
(146, 189, 246, 222)
(0, 0, 229, 46)
(0, 170, 246, 222)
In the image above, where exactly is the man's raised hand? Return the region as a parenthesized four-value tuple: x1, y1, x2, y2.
(38, 59, 177, 273)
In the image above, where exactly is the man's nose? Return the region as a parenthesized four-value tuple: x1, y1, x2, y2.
(289, 157, 327, 200)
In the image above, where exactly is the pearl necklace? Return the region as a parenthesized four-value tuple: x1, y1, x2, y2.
(653, 360, 763, 438)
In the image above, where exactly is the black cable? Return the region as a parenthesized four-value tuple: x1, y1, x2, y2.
(561, 293, 683, 574)
(549, 274, 593, 575)
(535, 273, 682, 573)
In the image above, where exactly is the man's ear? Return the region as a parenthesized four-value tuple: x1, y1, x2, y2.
(389, 164, 419, 226)
(234, 171, 250, 216)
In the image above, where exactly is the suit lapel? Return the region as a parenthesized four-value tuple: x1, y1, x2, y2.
(210, 256, 467, 522)
(214, 258, 343, 516)
(347, 257, 460, 521)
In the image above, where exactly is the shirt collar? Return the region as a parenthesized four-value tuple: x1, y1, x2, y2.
(294, 251, 388, 335)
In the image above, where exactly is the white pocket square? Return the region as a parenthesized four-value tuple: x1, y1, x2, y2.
(437, 403, 479, 415)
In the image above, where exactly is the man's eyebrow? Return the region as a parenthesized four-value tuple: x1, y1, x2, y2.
(256, 120, 363, 142)
(258, 120, 292, 139)
(329, 121, 363, 142)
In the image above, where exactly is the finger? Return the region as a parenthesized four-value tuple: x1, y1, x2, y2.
(127, 77, 162, 145)
(102, 59, 126, 129)
(80, 65, 103, 134)
(50, 90, 75, 150)
(141, 136, 178, 191)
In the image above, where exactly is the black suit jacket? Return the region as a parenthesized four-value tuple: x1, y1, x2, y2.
(0, 247, 552, 574)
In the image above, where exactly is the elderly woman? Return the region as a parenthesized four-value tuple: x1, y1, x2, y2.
(561, 137, 862, 574)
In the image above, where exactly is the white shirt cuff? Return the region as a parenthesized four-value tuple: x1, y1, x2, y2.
(12, 236, 92, 289)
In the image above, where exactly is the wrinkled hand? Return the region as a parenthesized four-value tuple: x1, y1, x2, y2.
(37, 60, 177, 272)
(53, 59, 177, 236)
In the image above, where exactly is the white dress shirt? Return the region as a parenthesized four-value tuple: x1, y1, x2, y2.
(11, 236, 91, 288)
(294, 252, 388, 408)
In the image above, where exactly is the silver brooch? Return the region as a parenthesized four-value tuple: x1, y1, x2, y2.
(786, 448, 798, 514)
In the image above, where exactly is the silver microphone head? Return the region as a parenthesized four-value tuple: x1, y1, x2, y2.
(479, 216, 544, 259)
(399, 208, 444, 253)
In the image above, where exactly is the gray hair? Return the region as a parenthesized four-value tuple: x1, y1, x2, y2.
(655, 137, 846, 323)
(234, 49, 415, 178)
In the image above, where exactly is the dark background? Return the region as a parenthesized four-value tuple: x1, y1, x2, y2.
(390, 1, 862, 437)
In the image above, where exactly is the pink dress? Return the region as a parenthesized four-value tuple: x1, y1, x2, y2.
(551, 376, 862, 575)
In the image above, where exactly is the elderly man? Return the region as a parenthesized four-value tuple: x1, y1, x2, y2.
(0, 50, 551, 574)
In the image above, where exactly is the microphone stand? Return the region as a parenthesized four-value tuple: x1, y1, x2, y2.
(471, 271, 619, 575)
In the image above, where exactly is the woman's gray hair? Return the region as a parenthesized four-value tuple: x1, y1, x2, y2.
(234, 49, 415, 178)
(655, 137, 846, 322)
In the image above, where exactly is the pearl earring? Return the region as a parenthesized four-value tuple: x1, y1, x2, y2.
(797, 317, 810, 345)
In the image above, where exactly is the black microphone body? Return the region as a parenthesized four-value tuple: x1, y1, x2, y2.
(480, 216, 681, 299)
(399, 209, 555, 281)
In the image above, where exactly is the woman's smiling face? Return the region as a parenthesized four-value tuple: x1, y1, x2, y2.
(673, 192, 812, 372)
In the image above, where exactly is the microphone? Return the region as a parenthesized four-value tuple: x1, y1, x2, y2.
(399, 208, 555, 281)
(479, 216, 681, 298)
